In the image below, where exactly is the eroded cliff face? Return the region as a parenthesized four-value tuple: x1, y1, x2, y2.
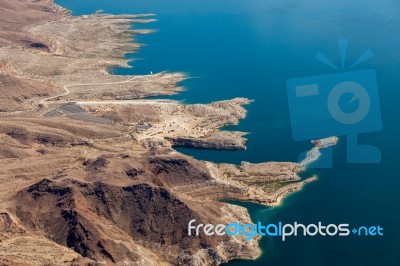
(165, 131, 247, 150)
(0, 1, 314, 265)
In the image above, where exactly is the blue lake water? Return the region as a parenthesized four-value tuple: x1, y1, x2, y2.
(57, 0, 400, 265)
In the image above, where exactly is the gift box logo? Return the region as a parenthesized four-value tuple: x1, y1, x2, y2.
(287, 40, 382, 166)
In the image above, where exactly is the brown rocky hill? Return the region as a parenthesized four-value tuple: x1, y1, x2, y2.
(0, 0, 65, 47)
(0, 74, 58, 112)
(15, 179, 207, 259)
(13, 159, 246, 265)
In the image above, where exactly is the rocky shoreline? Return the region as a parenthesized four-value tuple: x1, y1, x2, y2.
(0, 1, 336, 265)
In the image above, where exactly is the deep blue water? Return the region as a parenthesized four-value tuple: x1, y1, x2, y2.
(57, 0, 400, 265)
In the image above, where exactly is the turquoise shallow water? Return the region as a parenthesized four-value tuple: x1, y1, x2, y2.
(57, 0, 400, 265)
